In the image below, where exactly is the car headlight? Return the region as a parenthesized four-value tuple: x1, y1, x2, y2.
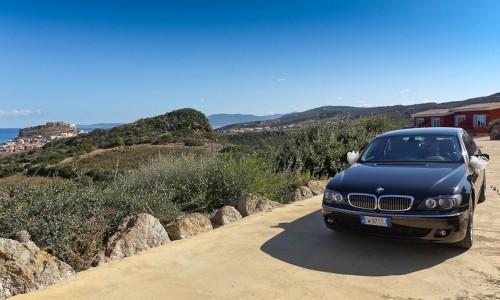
(324, 189, 345, 204)
(421, 194, 462, 210)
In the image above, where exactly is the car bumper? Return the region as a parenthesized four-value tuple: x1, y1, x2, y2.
(322, 204, 469, 243)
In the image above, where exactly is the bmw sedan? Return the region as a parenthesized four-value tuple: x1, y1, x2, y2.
(322, 127, 489, 249)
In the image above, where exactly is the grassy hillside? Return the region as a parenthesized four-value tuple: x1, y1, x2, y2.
(0, 108, 222, 178)
(218, 92, 500, 130)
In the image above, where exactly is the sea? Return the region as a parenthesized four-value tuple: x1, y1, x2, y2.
(0, 128, 20, 144)
(0, 127, 97, 144)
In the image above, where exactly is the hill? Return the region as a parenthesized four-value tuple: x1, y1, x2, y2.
(77, 123, 124, 130)
(19, 122, 77, 138)
(218, 92, 500, 131)
(0, 108, 221, 178)
(208, 113, 284, 128)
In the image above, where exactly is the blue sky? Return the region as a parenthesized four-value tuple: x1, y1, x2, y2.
(1, 0, 499, 127)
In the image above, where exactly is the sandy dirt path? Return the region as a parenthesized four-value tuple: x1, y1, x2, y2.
(15, 137, 500, 300)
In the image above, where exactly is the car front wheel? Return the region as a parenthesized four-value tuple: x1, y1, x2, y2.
(478, 177, 487, 203)
(455, 203, 474, 249)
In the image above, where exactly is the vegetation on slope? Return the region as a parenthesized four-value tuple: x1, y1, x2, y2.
(0, 153, 294, 271)
(0, 108, 222, 178)
(0, 114, 395, 272)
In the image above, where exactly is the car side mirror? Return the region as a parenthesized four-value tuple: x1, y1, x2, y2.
(347, 151, 360, 165)
(470, 155, 489, 171)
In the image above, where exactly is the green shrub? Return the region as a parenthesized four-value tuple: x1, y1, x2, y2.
(154, 134, 174, 144)
(272, 116, 396, 177)
(0, 182, 115, 271)
(184, 139, 204, 146)
(488, 118, 500, 134)
(0, 152, 296, 270)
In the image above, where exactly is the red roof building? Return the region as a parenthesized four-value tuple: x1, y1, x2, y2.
(412, 102, 500, 134)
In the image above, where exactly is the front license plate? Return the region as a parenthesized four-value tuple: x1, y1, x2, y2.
(361, 216, 392, 227)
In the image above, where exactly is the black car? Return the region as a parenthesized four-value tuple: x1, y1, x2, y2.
(322, 127, 489, 249)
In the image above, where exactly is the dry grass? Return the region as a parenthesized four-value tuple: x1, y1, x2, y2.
(62, 143, 224, 170)
(0, 175, 68, 186)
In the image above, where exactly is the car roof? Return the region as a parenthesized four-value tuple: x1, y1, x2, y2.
(378, 127, 463, 138)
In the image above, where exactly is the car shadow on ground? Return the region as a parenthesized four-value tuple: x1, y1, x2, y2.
(260, 209, 465, 276)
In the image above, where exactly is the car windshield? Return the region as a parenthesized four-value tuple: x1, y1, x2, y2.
(359, 134, 464, 163)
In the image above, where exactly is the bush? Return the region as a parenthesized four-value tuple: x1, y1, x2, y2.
(488, 118, 500, 134)
(0, 152, 295, 270)
(184, 139, 204, 146)
(0, 182, 115, 271)
(272, 116, 396, 178)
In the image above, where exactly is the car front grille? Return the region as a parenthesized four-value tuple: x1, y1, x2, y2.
(348, 193, 377, 210)
(379, 196, 414, 211)
(347, 194, 414, 211)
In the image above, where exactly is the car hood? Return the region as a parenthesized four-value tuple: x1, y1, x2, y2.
(329, 162, 466, 198)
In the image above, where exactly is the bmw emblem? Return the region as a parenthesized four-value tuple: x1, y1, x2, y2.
(376, 187, 384, 193)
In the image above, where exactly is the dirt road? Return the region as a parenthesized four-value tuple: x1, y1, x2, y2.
(16, 137, 500, 300)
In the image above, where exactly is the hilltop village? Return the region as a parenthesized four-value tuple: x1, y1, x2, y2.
(0, 122, 85, 154)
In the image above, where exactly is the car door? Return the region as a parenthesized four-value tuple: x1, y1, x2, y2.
(461, 131, 484, 203)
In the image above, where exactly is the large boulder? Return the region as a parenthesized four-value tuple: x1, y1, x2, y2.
(293, 186, 314, 201)
(236, 193, 283, 217)
(102, 213, 170, 263)
(211, 206, 242, 227)
(166, 213, 213, 240)
(307, 180, 327, 196)
(0, 238, 75, 299)
(490, 125, 500, 140)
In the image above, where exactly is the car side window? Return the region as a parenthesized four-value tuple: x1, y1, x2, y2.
(462, 132, 479, 156)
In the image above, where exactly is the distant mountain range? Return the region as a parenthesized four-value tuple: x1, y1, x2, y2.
(217, 92, 500, 130)
(76, 123, 124, 129)
(207, 114, 284, 128)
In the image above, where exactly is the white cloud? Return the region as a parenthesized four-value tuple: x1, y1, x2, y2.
(397, 89, 410, 94)
(199, 99, 205, 102)
(337, 96, 343, 100)
(355, 100, 367, 104)
(0, 109, 44, 117)
(402, 101, 415, 106)
(278, 78, 287, 82)
(421, 99, 434, 103)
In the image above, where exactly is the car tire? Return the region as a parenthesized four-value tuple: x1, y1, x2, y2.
(478, 178, 486, 203)
(455, 202, 474, 249)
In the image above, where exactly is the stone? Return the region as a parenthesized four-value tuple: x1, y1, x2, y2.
(490, 125, 500, 140)
(211, 206, 242, 227)
(307, 180, 327, 196)
(102, 213, 170, 263)
(236, 193, 283, 217)
(166, 213, 213, 240)
(0, 238, 75, 299)
(293, 186, 314, 201)
(13, 230, 31, 243)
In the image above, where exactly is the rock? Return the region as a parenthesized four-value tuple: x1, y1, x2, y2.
(236, 193, 283, 217)
(0, 238, 75, 299)
(211, 206, 242, 227)
(166, 213, 213, 240)
(13, 230, 31, 243)
(490, 125, 500, 140)
(102, 213, 170, 263)
(307, 180, 327, 196)
(293, 186, 314, 201)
